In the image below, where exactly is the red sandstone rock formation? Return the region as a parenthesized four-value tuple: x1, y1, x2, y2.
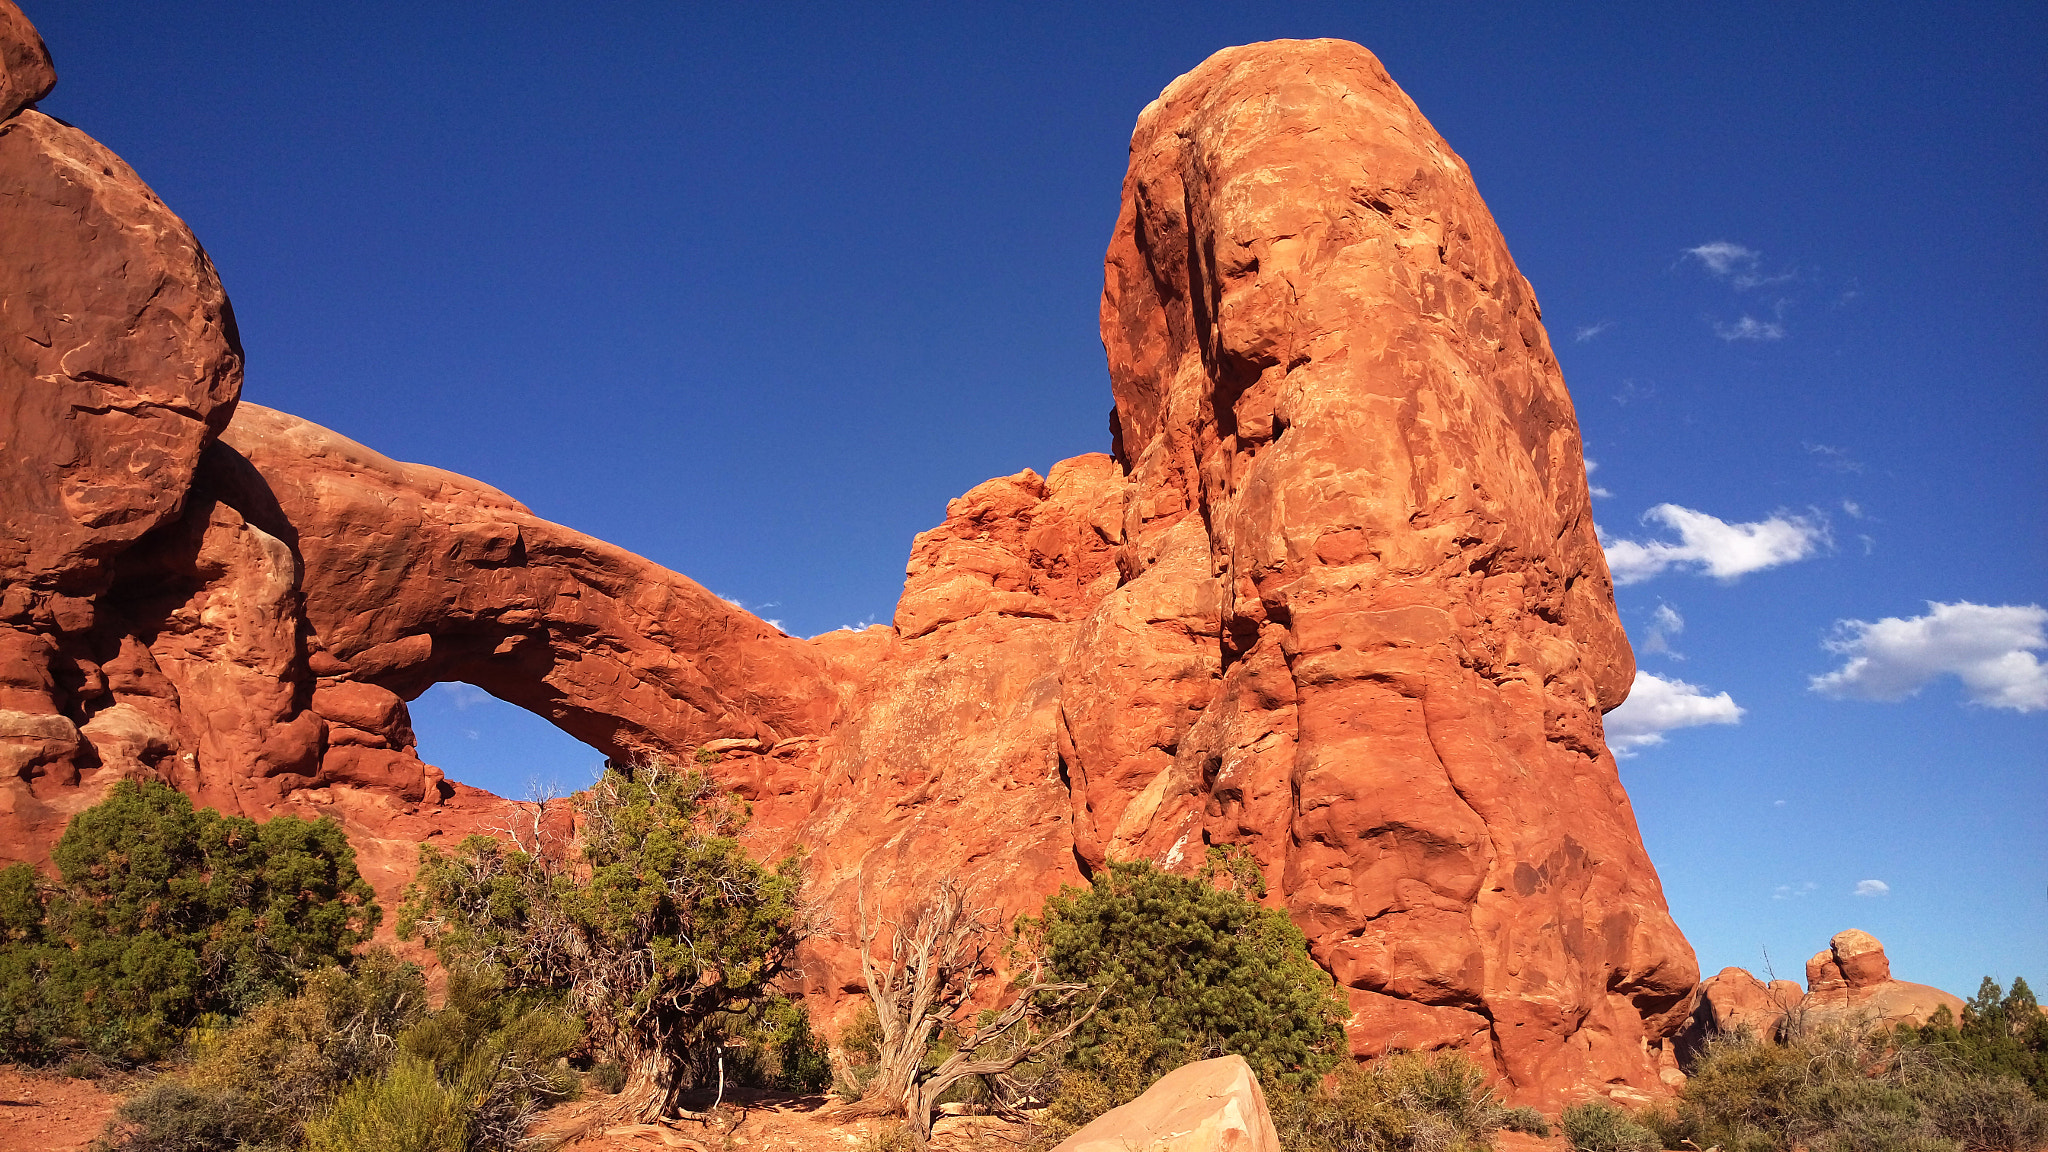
(1802, 928, 1963, 1028)
(1683, 967, 1807, 1049)
(778, 39, 1696, 1108)
(0, 10, 1697, 1107)
(0, 0, 832, 914)
(1677, 930, 1964, 1059)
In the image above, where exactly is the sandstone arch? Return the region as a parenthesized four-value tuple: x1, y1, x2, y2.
(0, 7, 1700, 1107)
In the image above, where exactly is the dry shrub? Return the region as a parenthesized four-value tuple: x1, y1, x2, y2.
(1560, 1101, 1659, 1152)
(1628, 1018, 2048, 1152)
(1029, 1024, 1162, 1148)
(92, 1080, 280, 1152)
(302, 1055, 469, 1152)
(183, 950, 425, 1133)
(95, 952, 423, 1152)
(1272, 1050, 1547, 1152)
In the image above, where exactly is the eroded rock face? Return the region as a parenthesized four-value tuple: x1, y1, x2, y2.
(0, 1, 53, 122)
(0, 0, 245, 846)
(1677, 967, 1806, 1056)
(778, 38, 1693, 1106)
(1089, 46, 1693, 1102)
(0, 15, 1696, 1109)
(0, 402, 840, 919)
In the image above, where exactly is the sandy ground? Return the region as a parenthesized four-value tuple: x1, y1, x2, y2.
(0, 1070, 1578, 1152)
(0, 1066, 119, 1152)
(536, 1088, 1034, 1151)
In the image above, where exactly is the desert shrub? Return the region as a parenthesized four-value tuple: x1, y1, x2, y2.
(98, 952, 577, 1152)
(1916, 1071, 2048, 1151)
(1272, 1050, 1550, 1152)
(835, 1001, 886, 1100)
(1904, 976, 2048, 1099)
(723, 995, 833, 1093)
(1561, 1100, 1660, 1152)
(1647, 1017, 2048, 1152)
(1031, 859, 1344, 1101)
(856, 1123, 914, 1152)
(396, 963, 582, 1147)
(93, 1079, 281, 1152)
(177, 950, 427, 1136)
(0, 780, 378, 1064)
(302, 1054, 469, 1152)
(399, 763, 804, 1121)
(1029, 1023, 1161, 1147)
(587, 1060, 628, 1094)
(97, 952, 423, 1151)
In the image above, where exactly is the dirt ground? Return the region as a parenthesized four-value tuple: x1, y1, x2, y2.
(535, 1088, 1034, 1151)
(0, 1066, 120, 1152)
(0, 1071, 1578, 1152)
(532, 1093, 1576, 1152)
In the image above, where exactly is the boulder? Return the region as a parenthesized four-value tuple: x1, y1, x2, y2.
(0, 0, 54, 121)
(1051, 1055, 1280, 1152)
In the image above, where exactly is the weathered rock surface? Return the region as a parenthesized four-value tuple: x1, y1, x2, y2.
(1679, 966, 1806, 1052)
(0, 9, 832, 906)
(1677, 931, 1964, 1058)
(1085, 42, 1692, 1101)
(0, 15, 1696, 1108)
(0, 401, 840, 918)
(1802, 928, 1963, 1029)
(0, 1, 53, 122)
(783, 37, 1694, 1107)
(1051, 1055, 1280, 1152)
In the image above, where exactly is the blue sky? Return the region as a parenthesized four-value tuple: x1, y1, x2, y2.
(30, 2, 2042, 999)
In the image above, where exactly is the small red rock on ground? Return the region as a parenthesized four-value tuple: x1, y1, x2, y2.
(0, 1066, 118, 1152)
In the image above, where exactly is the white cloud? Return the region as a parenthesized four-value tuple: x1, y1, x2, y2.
(1638, 602, 1685, 657)
(1583, 458, 1612, 499)
(1612, 379, 1656, 406)
(1605, 670, 1744, 755)
(1575, 320, 1615, 342)
(1714, 315, 1785, 341)
(1774, 881, 1816, 900)
(425, 682, 492, 711)
(1603, 504, 1827, 585)
(1806, 442, 1864, 473)
(1811, 601, 2048, 712)
(1687, 241, 1760, 276)
(1854, 880, 1891, 898)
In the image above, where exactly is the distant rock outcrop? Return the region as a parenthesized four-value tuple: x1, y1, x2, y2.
(1678, 930, 1965, 1058)
(0, 9, 1697, 1106)
(1802, 928, 1964, 1028)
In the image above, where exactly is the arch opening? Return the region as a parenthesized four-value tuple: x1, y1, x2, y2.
(408, 681, 607, 801)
